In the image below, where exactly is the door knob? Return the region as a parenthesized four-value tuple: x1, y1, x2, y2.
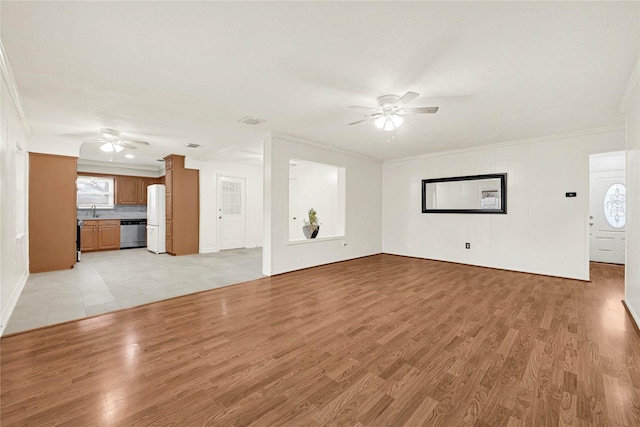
(589, 216, 593, 219)
(219, 216, 222, 219)
(589, 222, 594, 226)
(293, 217, 296, 220)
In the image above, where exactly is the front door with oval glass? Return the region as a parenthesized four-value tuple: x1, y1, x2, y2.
(589, 170, 625, 264)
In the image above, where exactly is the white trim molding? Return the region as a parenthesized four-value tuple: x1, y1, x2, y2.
(199, 247, 220, 254)
(0, 271, 29, 336)
(624, 299, 640, 332)
(0, 41, 31, 134)
(619, 57, 640, 114)
(271, 131, 383, 163)
(385, 125, 626, 164)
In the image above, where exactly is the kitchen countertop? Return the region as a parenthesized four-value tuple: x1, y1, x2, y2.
(77, 214, 147, 221)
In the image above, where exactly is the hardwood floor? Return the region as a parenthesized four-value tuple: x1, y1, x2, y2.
(2, 255, 638, 426)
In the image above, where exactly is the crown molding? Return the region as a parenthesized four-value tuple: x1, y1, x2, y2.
(0, 41, 31, 133)
(271, 131, 383, 163)
(384, 125, 626, 164)
(619, 56, 640, 113)
(204, 132, 269, 161)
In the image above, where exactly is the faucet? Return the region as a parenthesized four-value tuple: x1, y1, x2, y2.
(91, 204, 97, 218)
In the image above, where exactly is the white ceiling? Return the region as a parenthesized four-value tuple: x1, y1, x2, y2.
(2, 2, 639, 167)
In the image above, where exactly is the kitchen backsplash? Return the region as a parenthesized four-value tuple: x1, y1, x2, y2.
(77, 204, 147, 220)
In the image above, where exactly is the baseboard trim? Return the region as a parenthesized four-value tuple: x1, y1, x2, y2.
(269, 252, 382, 277)
(199, 247, 219, 254)
(622, 300, 640, 337)
(383, 251, 590, 282)
(0, 270, 29, 336)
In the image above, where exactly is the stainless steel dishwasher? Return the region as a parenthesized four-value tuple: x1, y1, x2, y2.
(120, 219, 147, 249)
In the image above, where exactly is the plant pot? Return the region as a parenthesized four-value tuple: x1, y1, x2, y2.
(302, 224, 320, 239)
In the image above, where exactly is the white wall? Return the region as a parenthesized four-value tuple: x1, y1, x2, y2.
(264, 133, 382, 276)
(0, 81, 30, 335)
(383, 128, 625, 280)
(625, 79, 640, 328)
(190, 157, 263, 253)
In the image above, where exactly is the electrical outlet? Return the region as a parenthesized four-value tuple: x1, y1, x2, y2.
(465, 243, 470, 249)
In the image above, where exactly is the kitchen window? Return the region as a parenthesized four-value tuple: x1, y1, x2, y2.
(77, 176, 114, 209)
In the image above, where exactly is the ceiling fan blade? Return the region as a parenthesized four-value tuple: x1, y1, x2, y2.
(348, 105, 379, 112)
(396, 91, 419, 106)
(121, 139, 150, 146)
(401, 106, 439, 114)
(82, 138, 108, 144)
(348, 118, 373, 126)
(65, 131, 99, 139)
(118, 142, 138, 149)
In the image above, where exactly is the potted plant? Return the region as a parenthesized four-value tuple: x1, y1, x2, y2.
(302, 208, 320, 239)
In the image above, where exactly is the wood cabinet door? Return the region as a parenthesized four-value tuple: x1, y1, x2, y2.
(165, 219, 173, 254)
(116, 177, 139, 205)
(98, 221, 120, 250)
(138, 178, 156, 205)
(165, 169, 173, 220)
(80, 223, 98, 252)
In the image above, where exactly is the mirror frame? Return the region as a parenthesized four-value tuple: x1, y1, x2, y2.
(421, 173, 507, 214)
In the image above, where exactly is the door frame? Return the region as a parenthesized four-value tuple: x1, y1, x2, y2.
(216, 174, 247, 251)
(588, 151, 627, 266)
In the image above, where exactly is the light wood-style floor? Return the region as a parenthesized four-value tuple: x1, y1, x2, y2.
(2, 255, 638, 426)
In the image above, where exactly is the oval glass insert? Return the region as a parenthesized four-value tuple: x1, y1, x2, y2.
(603, 183, 626, 228)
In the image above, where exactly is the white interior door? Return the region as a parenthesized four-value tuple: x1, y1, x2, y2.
(590, 170, 626, 264)
(218, 176, 246, 250)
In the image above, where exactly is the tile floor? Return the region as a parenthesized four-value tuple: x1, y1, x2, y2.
(5, 247, 263, 334)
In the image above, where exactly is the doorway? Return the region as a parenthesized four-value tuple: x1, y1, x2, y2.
(589, 151, 626, 264)
(217, 175, 247, 250)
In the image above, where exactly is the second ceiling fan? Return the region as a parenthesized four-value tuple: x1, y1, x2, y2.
(84, 128, 150, 152)
(349, 91, 438, 131)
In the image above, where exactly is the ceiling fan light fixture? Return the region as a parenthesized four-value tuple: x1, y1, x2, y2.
(100, 142, 114, 152)
(383, 117, 395, 131)
(100, 142, 124, 153)
(348, 91, 438, 130)
(391, 114, 404, 128)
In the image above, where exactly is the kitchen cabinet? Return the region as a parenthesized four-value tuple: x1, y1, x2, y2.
(138, 177, 157, 205)
(115, 177, 139, 205)
(29, 153, 77, 273)
(165, 169, 173, 220)
(80, 220, 98, 252)
(116, 176, 157, 205)
(81, 219, 120, 252)
(164, 155, 199, 255)
(98, 220, 120, 250)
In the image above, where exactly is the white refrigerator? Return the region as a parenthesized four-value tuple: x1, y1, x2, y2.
(147, 184, 166, 254)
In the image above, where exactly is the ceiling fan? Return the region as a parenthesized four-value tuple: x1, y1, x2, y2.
(349, 91, 438, 131)
(83, 128, 150, 152)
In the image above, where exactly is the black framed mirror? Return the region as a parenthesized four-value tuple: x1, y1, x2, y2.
(421, 173, 507, 214)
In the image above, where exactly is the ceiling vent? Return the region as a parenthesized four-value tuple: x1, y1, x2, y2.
(185, 143, 200, 148)
(238, 116, 265, 125)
